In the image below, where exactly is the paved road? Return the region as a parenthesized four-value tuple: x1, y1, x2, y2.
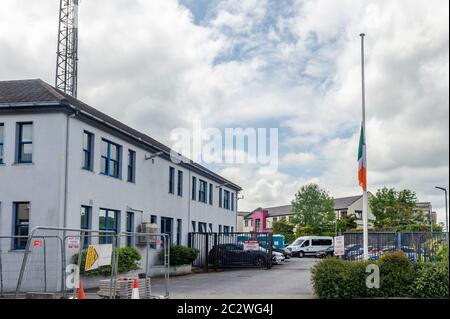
(151, 257, 318, 299)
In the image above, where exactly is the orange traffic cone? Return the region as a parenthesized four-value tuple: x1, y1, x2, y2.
(77, 281, 86, 299)
(131, 278, 140, 299)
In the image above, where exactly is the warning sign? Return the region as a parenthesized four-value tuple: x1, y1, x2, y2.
(243, 240, 260, 251)
(67, 237, 80, 249)
(85, 244, 112, 271)
(33, 240, 43, 248)
(334, 236, 345, 256)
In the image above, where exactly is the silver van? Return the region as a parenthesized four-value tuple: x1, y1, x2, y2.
(286, 236, 334, 258)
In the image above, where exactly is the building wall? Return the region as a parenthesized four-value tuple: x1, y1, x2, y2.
(0, 112, 239, 292)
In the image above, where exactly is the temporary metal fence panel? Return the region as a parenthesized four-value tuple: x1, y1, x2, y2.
(342, 231, 448, 262)
(1, 235, 63, 297)
(189, 232, 273, 270)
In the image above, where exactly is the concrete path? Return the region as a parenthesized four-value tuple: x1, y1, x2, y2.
(151, 257, 318, 299)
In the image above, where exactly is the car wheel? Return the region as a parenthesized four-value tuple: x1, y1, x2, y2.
(255, 257, 266, 267)
(298, 251, 305, 258)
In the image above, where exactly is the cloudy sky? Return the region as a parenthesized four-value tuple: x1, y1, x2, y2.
(1, 0, 448, 223)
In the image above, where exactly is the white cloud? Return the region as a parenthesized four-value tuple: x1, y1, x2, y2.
(0, 0, 448, 224)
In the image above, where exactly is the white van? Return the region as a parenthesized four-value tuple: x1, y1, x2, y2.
(286, 236, 334, 258)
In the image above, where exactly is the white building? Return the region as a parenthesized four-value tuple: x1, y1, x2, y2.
(0, 79, 241, 291)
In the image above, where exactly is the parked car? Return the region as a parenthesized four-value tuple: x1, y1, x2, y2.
(272, 251, 286, 264)
(208, 244, 268, 267)
(273, 247, 292, 259)
(316, 246, 334, 258)
(286, 236, 334, 258)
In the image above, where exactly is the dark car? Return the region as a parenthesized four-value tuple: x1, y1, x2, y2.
(316, 246, 334, 258)
(208, 244, 268, 267)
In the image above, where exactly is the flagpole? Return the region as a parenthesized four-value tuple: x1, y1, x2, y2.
(360, 33, 369, 260)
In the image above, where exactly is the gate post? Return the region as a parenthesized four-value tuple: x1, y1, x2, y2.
(205, 234, 209, 272)
(213, 233, 218, 271)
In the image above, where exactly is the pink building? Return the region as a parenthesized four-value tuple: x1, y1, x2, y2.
(250, 209, 270, 233)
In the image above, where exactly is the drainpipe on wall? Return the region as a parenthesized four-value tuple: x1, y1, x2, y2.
(187, 168, 192, 244)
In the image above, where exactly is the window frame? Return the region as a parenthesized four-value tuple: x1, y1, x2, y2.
(219, 188, 223, 208)
(80, 205, 92, 248)
(127, 149, 136, 183)
(209, 184, 213, 205)
(168, 166, 175, 194)
(0, 123, 4, 164)
(191, 176, 197, 200)
(100, 139, 122, 178)
(176, 219, 182, 245)
(223, 190, 230, 209)
(16, 122, 33, 164)
(160, 216, 173, 245)
(231, 193, 235, 211)
(82, 131, 94, 171)
(198, 179, 207, 203)
(99, 208, 120, 244)
(198, 222, 207, 233)
(13, 202, 30, 250)
(126, 211, 135, 247)
(177, 170, 183, 196)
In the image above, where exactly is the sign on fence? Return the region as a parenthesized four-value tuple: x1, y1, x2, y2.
(243, 240, 260, 251)
(85, 244, 112, 271)
(334, 235, 345, 256)
(67, 237, 80, 249)
(33, 239, 42, 248)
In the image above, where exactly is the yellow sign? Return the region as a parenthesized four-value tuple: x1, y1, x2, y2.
(85, 245, 99, 271)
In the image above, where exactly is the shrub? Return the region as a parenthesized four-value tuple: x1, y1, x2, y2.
(411, 262, 449, 298)
(378, 251, 415, 297)
(161, 245, 199, 266)
(312, 251, 448, 299)
(72, 247, 141, 277)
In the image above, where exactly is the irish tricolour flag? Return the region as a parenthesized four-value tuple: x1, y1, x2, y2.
(358, 125, 367, 191)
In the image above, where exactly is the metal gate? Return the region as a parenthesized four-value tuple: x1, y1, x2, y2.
(189, 232, 272, 271)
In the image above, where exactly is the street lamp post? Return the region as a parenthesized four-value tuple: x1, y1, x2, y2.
(435, 186, 448, 235)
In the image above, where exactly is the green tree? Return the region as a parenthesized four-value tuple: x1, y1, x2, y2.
(291, 183, 336, 230)
(370, 187, 429, 231)
(336, 215, 358, 232)
(272, 219, 295, 244)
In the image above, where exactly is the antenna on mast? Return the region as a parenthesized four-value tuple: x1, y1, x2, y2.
(55, 0, 79, 98)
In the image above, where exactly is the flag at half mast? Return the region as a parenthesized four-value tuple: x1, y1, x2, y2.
(358, 124, 367, 191)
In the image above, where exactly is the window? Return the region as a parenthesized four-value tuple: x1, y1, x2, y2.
(231, 193, 235, 211)
(355, 210, 363, 220)
(100, 139, 121, 178)
(168, 166, 175, 193)
(218, 225, 222, 233)
(209, 184, 213, 205)
(208, 223, 213, 232)
(255, 219, 260, 232)
(223, 190, 230, 209)
(191, 177, 197, 200)
(273, 217, 278, 222)
(223, 226, 230, 234)
(16, 122, 33, 163)
(312, 239, 332, 246)
(230, 226, 234, 233)
(191, 221, 196, 232)
(198, 222, 207, 233)
(80, 206, 92, 248)
(82, 131, 94, 170)
(199, 179, 207, 203)
(219, 188, 223, 208)
(150, 215, 157, 248)
(300, 240, 310, 247)
(176, 219, 182, 245)
(161, 217, 173, 244)
(177, 170, 183, 196)
(127, 150, 136, 183)
(99, 208, 119, 244)
(244, 220, 248, 227)
(126, 212, 135, 247)
(13, 202, 30, 249)
(0, 123, 4, 164)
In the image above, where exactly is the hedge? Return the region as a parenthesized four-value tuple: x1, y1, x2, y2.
(311, 251, 449, 299)
(160, 245, 199, 266)
(72, 247, 141, 277)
